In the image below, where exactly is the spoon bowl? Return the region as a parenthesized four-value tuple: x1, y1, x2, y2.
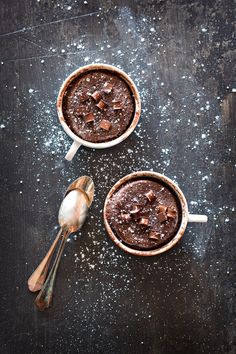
(58, 189, 89, 232)
(64, 176, 94, 206)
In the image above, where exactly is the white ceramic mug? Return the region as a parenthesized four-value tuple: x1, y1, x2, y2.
(104, 171, 208, 256)
(57, 64, 141, 161)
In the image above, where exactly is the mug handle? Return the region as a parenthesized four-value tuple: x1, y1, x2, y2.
(65, 141, 81, 161)
(188, 214, 208, 223)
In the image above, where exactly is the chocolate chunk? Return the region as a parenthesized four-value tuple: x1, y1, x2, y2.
(113, 102, 123, 110)
(157, 212, 167, 223)
(103, 82, 113, 94)
(99, 119, 111, 131)
(138, 217, 149, 226)
(148, 230, 160, 240)
(91, 91, 102, 102)
(96, 99, 107, 110)
(145, 190, 156, 202)
(84, 112, 95, 123)
(167, 208, 177, 219)
(130, 205, 142, 214)
(121, 213, 131, 222)
(157, 204, 167, 213)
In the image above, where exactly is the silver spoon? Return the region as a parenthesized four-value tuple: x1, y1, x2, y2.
(29, 177, 94, 310)
(28, 176, 94, 293)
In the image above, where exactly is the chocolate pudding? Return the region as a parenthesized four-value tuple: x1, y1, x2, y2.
(105, 179, 181, 249)
(62, 70, 135, 143)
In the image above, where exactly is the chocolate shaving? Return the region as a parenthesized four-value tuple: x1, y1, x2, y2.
(84, 112, 95, 123)
(138, 217, 149, 226)
(113, 102, 123, 110)
(156, 212, 167, 223)
(99, 119, 111, 131)
(103, 82, 113, 94)
(157, 204, 167, 213)
(148, 230, 160, 240)
(130, 205, 142, 214)
(91, 91, 102, 102)
(96, 99, 107, 110)
(167, 208, 177, 219)
(145, 190, 156, 202)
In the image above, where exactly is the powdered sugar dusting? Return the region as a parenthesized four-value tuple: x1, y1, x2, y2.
(0, 1, 235, 351)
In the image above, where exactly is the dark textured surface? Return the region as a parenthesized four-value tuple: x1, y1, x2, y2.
(0, 1, 235, 353)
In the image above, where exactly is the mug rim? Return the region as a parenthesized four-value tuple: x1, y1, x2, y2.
(103, 171, 189, 256)
(56, 63, 141, 149)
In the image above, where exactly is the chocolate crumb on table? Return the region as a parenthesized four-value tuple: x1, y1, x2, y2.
(105, 179, 181, 249)
(62, 70, 135, 143)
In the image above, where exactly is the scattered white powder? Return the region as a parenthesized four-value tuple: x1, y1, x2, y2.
(0, 6, 232, 328)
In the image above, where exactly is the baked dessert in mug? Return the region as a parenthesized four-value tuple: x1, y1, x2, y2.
(62, 70, 135, 143)
(105, 178, 181, 249)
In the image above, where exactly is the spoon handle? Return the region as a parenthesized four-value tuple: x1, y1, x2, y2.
(34, 229, 70, 311)
(27, 228, 63, 292)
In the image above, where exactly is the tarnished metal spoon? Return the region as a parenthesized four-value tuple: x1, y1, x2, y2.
(28, 176, 94, 293)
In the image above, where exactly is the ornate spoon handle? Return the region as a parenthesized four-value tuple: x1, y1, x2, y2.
(27, 228, 63, 292)
(34, 229, 70, 311)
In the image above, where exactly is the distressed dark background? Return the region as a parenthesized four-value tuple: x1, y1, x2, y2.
(0, 0, 235, 353)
